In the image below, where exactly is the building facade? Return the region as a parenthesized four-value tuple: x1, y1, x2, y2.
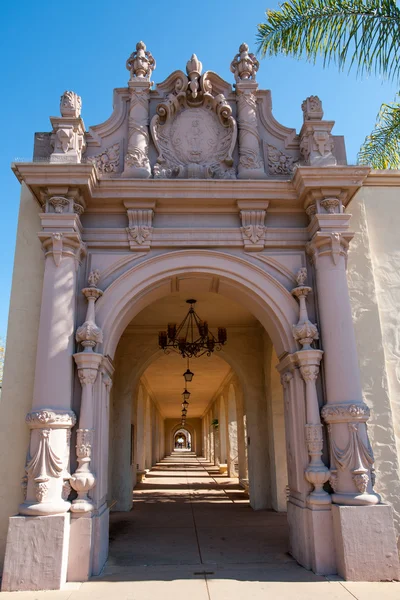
(0, 42, 400, 591)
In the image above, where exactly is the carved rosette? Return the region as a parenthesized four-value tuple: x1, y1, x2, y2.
(126, 209, 154, 251)
(20, 409, 76, 516)
(322, 403, 378, 504)
(291, 269, 319, 350)
(150, 56, 237, 180)
(123, 42, 155, 179)
(76, 271, 103, 352)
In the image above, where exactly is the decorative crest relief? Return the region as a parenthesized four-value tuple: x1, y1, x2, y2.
(150, 56, 237, 179)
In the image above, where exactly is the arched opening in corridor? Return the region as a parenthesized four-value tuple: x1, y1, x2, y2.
(104, 280, 293, 571)
(174, 428, 191, 450)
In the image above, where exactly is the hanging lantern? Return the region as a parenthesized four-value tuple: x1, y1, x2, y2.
(158, 299, 227, 358)
(183, 368, 194, 382)
(182, 388, 190, 401)
(182, 399, 189, 409)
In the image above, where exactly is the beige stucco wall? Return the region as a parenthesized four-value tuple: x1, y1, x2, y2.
(348, 184, 400, 541)
(0, 184, 44, 571)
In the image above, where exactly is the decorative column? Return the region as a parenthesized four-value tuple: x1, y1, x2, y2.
(122, 41, 156, 178)
(50, 91, 86, 163)
(20, 194, 85, 515)
(71, 270, 103, 512)
(291, 269, 330, 507)
(299, 96, 337, 166)
(307, 204, 379, 506)
(230, 43, 266, 179)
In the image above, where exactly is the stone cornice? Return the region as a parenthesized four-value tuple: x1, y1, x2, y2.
(12, 162, 373, 216)
(363, 170, 400, 186)
(292, 165, 371, 208)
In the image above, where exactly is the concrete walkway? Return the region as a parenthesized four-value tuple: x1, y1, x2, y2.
(2, 454, 399, 599)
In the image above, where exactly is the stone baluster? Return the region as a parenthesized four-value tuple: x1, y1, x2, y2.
(292, 269, 330, 506)
(123, 41, 156, 178)
(307, 206, 379, 505)
(71, 271, 104, 512)
(19, 197, 84, 516)
(230, 43, 266, 179)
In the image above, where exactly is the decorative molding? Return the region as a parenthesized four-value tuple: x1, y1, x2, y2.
(239, 209, 266, 251)
(86, 143, 120, 176)
(126, 208, 154, 250)
(26, 409, 76, 429)
(266, 144, 295, 176)
(321, 402, 370, 424)
(26, 429, 64, 503)
(328, 422, 375, 494)
(321, 197, 340, 214)
(307, 231, 352, 267)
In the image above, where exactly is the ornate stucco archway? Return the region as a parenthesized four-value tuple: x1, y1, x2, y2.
(2, 38, 399, 592)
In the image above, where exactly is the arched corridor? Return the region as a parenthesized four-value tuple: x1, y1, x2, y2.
(106, 453, 290, 571)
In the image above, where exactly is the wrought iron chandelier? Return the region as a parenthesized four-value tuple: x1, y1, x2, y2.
(158, 299, 227, 358)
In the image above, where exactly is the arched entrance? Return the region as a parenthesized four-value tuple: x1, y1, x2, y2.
(82, 250, 326, 578)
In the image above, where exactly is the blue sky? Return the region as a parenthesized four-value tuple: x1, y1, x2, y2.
(0, 0, 398, 337)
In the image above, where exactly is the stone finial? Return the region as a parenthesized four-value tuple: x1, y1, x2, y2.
(186, 54, 202, 77)
(296, 267, 308, 287)
(301, 96, 323, 121)
(87, 269, 100, 288)
(186, 54, 203, 99)
(60, 91, 82, 118)
(230, 42, 259, 82)
(126, 41, 156, 81)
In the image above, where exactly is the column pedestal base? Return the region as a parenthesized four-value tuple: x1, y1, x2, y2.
(287, 500, 336, 575)
(1, 514, 70, 591)
(332, 504, 400, 581)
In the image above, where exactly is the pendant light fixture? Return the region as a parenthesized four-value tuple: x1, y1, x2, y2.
(158, 299, 227, 358)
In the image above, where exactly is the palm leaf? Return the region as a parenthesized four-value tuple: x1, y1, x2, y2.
(257, 0, 400, 83)
(358, 100, 400, 168)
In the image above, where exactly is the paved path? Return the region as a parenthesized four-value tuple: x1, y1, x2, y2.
(2, 454, 399, 599)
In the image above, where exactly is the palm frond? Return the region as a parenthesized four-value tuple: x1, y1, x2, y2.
(257, 0, 400, 83)
(358, 100, 400, 168)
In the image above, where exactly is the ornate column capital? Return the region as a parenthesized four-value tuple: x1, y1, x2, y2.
(307, 231, 353, 267)
(321, 402, 370, 424)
